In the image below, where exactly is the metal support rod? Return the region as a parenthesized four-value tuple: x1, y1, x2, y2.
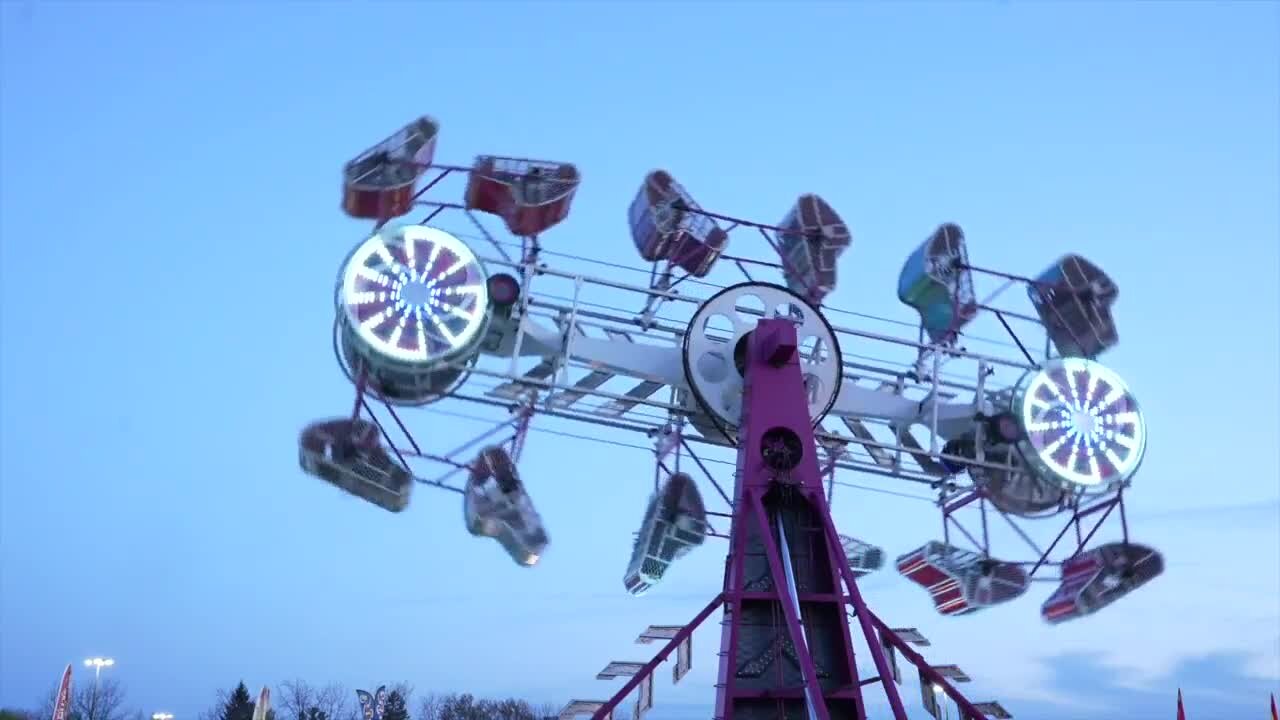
(1072, 501, 1118, 557)
(1118, 487, 1130, 544)
(588, 593, 726, 720)
(511, 403, 534, 461)
(679, 438, 734, 508)
(815, 506, 868, 720)
(1027, 495, 1117, 575)
(382, 402, 424, 456)
(812, 490, 910, 720)
(441, 416, 516, 464)
(993, 310, 1036, 366)
(943, 490, 983, 515)
(973, 359, 988, 464)
(866, 612, 990, 720)
(928, 351, 942, 454)
(942, 490, 952, 546)
(559, 276, 585, 387)
(945, 514, 986, 555)
(507, 251, 539, 379)
(979, 497, 990, 555)
(360, 398, 414, 473)
(350, 366, 368, 424)
(747, 490, 833, 720)
(997, 509, 1048, 565)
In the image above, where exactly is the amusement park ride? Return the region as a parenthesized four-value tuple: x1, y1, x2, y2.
(298, 116, 1162, 720)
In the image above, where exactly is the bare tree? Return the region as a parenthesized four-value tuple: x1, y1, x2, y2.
(485, 699, 537, 720)
(77, 679, 130, 720)
(314, 684, 352, 720)
(275, 682, 316, 720)
(33, 688, 57, 720)
(416, 694, 441, 720)
(41, 680, 134, 720)
(34, 679, 131, 720)
(197, 689, 231, 720)
(437, 694, 485, 720)
(274, 681, 351, 720)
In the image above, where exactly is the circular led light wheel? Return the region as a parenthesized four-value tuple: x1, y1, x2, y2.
(338, 225, 491, 368)
(1011, 357, 1146, 493)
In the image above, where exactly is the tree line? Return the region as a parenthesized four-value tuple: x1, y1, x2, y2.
(2, 678, 571, 720)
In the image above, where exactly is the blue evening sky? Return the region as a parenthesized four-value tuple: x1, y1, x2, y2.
(1, 2, 1277, 720)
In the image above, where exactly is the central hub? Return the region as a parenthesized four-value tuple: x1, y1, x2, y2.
(401, 280, 433, 306)
(1072, 408, 1096, 436)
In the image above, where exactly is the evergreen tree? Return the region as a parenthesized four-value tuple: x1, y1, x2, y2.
(382, 693, 408, 720)
(220, 684, 255, 720)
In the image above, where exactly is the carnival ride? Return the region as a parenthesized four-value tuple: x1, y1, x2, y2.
(298, 115, 1162, 720)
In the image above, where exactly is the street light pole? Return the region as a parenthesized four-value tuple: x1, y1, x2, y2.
(83, 658, 115, 720)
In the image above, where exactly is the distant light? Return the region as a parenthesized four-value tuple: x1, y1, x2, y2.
(932, 684, 944, 694)
(153, 713, 175, 720)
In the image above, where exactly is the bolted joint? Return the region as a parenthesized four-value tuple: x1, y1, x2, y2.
(754, 320, 798, 367)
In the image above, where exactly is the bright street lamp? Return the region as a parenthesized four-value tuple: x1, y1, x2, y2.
(153, 713, 175, 720)
(84, 658, 115, 677)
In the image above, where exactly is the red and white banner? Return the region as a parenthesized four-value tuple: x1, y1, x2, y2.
(52, 664, 73, 720)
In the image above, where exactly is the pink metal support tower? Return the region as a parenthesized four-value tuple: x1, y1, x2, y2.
(589, 318, 991, 720)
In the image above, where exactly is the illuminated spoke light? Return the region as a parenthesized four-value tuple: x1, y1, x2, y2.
(1013, 357, 1146, 491)
(340, 225, 490, 365)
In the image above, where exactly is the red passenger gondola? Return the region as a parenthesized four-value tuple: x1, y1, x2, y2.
(341, 117, 439, 221)
(465, 156, 580, 236)
(1041, 542, 1163, 624)
(897, 541, 1029, 616)
(298, 418, 413, 512)
(627, 170, 728, 277)
(776, 194, 852, 303)
(1028, 253, 1120, 359)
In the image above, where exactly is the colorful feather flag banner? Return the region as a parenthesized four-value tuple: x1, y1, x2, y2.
(1176, 689, 1186, 720)
(373, 686, 388, 720)
(356, 690, 374, 720)
(1269, 692, 1277, 720)
(51, 665, 73, 720)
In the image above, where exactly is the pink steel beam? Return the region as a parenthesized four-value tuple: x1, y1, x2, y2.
(591, 318, 990, 720)
(588, 593, 725, 720)
(716, 319, 880, 720)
